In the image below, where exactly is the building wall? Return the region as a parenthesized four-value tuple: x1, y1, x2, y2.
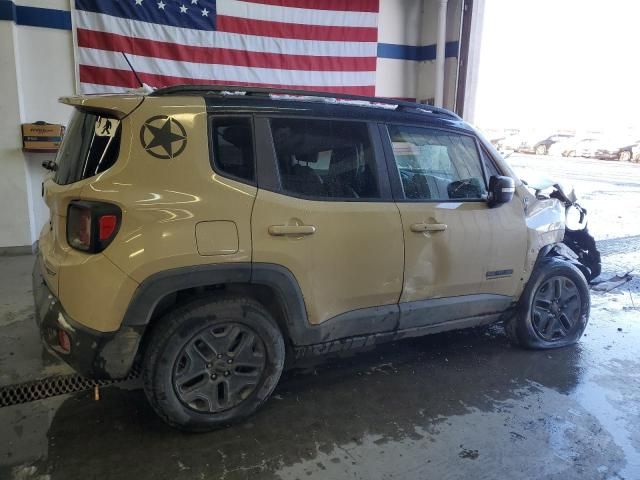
(0, 0, 466, 249)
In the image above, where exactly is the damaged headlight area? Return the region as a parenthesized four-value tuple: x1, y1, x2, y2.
(529, 180, 602, 283)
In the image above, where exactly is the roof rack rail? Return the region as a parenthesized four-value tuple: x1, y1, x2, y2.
(150, 84, 461, 120)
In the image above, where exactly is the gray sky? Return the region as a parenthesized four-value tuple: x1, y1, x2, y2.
(474, 0, 640, 132)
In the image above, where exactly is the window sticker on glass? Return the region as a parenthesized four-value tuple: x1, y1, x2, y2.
(95, 117, 120, 137)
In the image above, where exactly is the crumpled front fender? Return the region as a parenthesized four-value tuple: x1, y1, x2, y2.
(520, 185, 566, 277)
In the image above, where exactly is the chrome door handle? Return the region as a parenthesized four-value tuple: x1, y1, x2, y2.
(268, 225, 316, 236)
(410, 223, 447, 233)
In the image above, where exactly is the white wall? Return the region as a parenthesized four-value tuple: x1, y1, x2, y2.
(16, 24, 76, 243)
(378, 0, 462, 106)
(0, 1, 75, 249)
(0, 20, 33, 248)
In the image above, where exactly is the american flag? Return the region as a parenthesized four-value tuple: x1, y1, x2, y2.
(72, 0, 379, 95)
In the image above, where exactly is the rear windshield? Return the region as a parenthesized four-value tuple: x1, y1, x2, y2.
(54, 110, 122, 185)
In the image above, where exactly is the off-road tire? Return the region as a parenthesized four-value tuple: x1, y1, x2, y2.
(506, 257, 590, 349)
(143, 296, 285, 432)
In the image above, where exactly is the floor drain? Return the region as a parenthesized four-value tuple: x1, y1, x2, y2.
(0, 368, 139, 408)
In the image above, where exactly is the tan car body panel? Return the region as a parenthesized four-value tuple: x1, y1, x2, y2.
(39, 93, 566, 337)
(93, 97, 256, 284)
(398, 191, 529, 303)
(251, 189, 404, 325)
(59, 94, 144, 119)
(58, 254, 139, 332)
(41, 95, 255, 332)
(519, 184, 566, 278)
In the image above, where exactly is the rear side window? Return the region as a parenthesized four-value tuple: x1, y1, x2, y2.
(387, 125, 487, 201)
(210, 117, 255, 183)
(270, 118, 379, 200)
(54, 110, 121, 185)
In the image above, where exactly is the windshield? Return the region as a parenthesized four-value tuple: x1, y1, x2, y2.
(54, 109, 121, 185)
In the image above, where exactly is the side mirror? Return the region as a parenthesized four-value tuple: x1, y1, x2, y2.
(488, 175, 515, 207)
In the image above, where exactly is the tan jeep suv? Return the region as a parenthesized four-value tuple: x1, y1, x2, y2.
(33, 85, 600, 431)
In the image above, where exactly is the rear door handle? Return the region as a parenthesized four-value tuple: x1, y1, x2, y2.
(410, 223, 447, 233)
(268, 225, 316, 236)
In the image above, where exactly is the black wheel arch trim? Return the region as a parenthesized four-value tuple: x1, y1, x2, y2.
(536, 241, 592, 282)
(122, 262, 514, 349)
(121, 263, 253, 327)
(121, 262, 312, 344)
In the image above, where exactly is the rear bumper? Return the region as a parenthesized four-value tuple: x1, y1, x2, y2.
(33, 256, 142, 379)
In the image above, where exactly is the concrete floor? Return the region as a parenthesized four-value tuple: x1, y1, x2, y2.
(1, 155, 639, 480)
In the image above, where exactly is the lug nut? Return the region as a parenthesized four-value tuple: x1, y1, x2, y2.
(210, 374, 216, 379)
(206, 363, 212, 368)
(217, 354, 223, 359)
(224, 371, 230, 376)
(227, 359, 233, 364)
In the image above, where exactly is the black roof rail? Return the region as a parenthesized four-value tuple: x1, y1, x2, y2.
(150, 84, 461, 120)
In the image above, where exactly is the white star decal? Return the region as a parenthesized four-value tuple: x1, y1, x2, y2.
(201, 7, 209, 16)
(135, 0, 143, 5)
(179, 4, 188, 13)
(191, 0, 198, 4)
(157, 1, 165, 9)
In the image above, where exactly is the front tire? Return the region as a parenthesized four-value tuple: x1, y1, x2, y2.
(143, 297, 285, 432)
(506, 258, 590, 349)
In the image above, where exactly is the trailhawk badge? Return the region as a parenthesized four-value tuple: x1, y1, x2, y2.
(140, 115, 187, 159)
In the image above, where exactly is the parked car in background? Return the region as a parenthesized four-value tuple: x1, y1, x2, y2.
(481, 128, 519, 153)
(560, 138, 601, 158)
(503, 133, 573, 155)
(590, 138, 640, 161)
(547, 137, 579, 157)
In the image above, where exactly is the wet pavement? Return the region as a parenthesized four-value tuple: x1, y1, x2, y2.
(1, 155, 639, 479)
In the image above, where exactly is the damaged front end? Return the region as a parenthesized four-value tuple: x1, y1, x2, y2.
(526, 179, 602, 283)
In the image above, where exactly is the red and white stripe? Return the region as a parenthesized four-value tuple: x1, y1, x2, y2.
(73, 0, 379, 94)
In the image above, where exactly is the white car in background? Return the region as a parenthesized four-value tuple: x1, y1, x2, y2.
(548, 137, 599, 157)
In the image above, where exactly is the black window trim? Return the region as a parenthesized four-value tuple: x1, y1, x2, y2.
(254, 114, 393, 203)
(207, 114, 257, 187)
(53, 109, 123, 186)
(379, 122, 492, 204)
(479, 144, 504, 179)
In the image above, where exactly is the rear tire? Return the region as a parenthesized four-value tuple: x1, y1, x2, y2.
(506, 258, 590, 349)
(143, 296, 285, 432)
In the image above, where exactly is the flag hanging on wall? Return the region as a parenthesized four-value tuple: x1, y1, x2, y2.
(72, 0, 379, 95)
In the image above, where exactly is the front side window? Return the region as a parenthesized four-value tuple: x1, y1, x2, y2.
(54, 110, 121, 185)
(388, 125, 487, 201)
(270, 118, 379, 200)
(210, 117, 255, 183)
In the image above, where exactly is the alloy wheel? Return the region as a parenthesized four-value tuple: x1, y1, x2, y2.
(172, 322, 267, 413)
(531, 276, 582, 341)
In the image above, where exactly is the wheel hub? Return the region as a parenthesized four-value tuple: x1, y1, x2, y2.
(171, 322, 267, 413)
(212, 358, 232, 374)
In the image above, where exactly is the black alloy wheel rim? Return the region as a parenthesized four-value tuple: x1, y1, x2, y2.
(172, 322, 267, 413)
(531, 276, 582, 341)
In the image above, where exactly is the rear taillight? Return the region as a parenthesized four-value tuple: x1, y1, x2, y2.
(67, 201, 121, 253)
